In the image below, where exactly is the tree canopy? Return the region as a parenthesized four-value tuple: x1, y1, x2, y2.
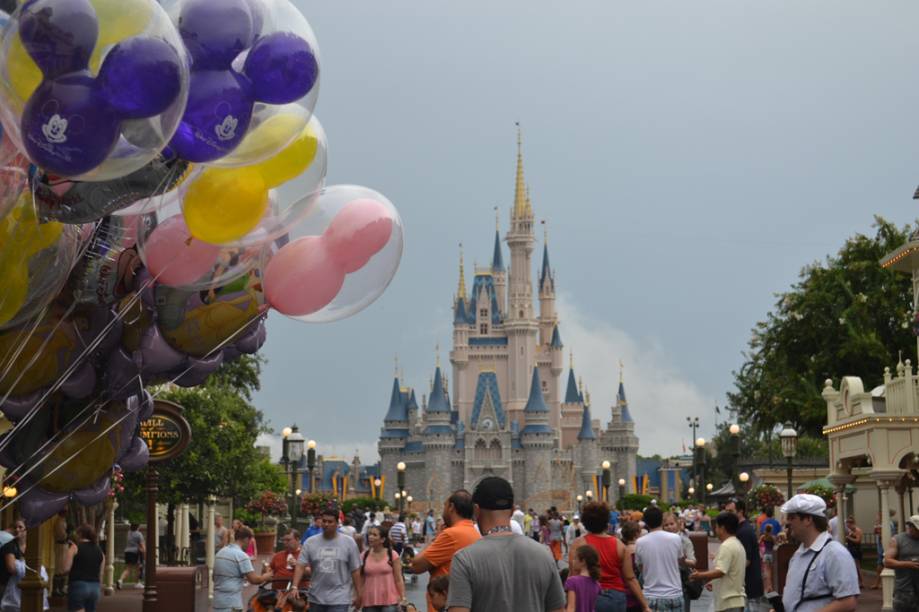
(728, 216, 914, 438)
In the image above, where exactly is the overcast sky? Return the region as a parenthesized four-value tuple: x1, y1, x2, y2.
(254, 0, 919, 462)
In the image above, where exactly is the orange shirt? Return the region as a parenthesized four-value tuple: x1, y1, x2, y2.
(417, 519, 480, 611)
(269, 548, 308, 591)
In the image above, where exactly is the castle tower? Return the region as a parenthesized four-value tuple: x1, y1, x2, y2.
(452, 246, 471, 422)
(378, 376, 409, 500)
(576, 396, 600, 499)
(538, 235, 556, 346)
(422, 363, 455, 506)
(520, 367, 555, 503)
(492, 215, 506, 311)
(504, 126, 539, 423)
(560, 353, 585, 448)
(600, 365, 639, 494)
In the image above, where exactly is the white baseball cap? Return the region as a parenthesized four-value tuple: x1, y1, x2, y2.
(906, 515, 919, 530)
(781, 493, 827, 518)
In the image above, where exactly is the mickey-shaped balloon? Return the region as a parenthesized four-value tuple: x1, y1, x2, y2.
(17, 0, 184, 178)
(168, 0, 319, 163)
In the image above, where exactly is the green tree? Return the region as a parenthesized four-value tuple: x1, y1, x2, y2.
(119, 356, 285, 520)
(728, 216, 914, 438)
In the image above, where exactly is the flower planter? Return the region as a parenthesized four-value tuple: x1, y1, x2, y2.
(254, 529, 277, 554)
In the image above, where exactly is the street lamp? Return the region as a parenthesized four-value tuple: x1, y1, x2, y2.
(780, 422, 798, 500)
(576, 495, 583, 512)
(282, 426, 305, 522)
(729, 423, 741, 488)
(695, 438, 706, 501)
(306, 439, 317, 493)
(739, 471, 750, 501)
(397, 462, 406, 513)
(406, 495, 413, 510)
(688, 486, 695, 497)
(601, 460, 611, 503)
(617, 478, 626, 511)
(686, 417, 700, 497)
(706, 483, 713, 504)
(585, 490, 594, 502)
(374, 478, 382, 500)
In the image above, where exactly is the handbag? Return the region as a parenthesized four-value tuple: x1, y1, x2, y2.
(681, 567, 703, 600)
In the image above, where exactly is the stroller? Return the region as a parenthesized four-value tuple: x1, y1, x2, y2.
(247, 581, 310, 612)
(400, 543, 418, 584)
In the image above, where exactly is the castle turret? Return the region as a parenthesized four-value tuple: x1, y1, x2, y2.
(600, 364, 639, 498)
(378, 376, 409, 506)
(560, 353, 584, 449)
(422, 363, 454, 505)
(492, 216, 507, 313)
(538, 237, 557, 345)
(576, 396, 600, 498)
(452, 246, 470, 422)
(520, 367, 555, 503)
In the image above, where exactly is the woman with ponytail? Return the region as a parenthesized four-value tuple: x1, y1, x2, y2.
(360, 524, 406, 612)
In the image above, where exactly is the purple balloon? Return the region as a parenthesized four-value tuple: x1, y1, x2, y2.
(106, 348, 141, 399)
(139, 325, 186, 374)
(18, 0, 98, 79)
(21, 73, 119, 176)
(98, 37, 183, 119)
(167, 69, 253, 162)
(60, 361, 96, 399)
(0, 391, 42, 421)
(73, 476, 111, 506)
(236, 321, 266, 354)
(117, 436, 149, 472)
(244, 32, 318, 104)
(19, 487, 69, 527)
(178, 0, 253, 70)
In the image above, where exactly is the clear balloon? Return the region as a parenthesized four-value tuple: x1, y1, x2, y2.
(135, 191, 268, 290)
(0, 0, 190, 181)
(162, 0, 320, 167)
(181, 114, 327, 246)
(262, 184, 403, 323)
(0, 192, 86, 329)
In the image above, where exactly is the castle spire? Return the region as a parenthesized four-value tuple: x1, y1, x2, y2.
(492, 227, 505, 271)
(539, 225, 553, 292)
(457, 243, 466, 298)
(577, 403, 596, 440)
(512, 123, 527, 219)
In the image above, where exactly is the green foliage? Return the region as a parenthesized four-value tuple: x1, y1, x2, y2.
(300, 493, 339, 517)
(799, 483, 836, 509)
(728, 217, 914, 438)
(246, 491, 288, 529)
(621, 494, 654, 510)
(342, 497, 387, 514)
(748, 484, 785, 511)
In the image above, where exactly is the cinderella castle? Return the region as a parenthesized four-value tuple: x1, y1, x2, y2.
(376, 130, 640, 511)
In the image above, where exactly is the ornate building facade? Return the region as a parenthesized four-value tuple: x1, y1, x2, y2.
(377, 131, 639, 511)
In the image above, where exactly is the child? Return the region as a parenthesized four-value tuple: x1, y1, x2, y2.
(760, 523, 775, 592)
(426, 575, 449, 612)
(565, 544, 601, 612)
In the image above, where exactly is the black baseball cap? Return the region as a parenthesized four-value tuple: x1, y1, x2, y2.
(473, 476, 515, 510)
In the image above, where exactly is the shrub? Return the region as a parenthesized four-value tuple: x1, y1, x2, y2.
(749, 484, 785, 512)
(799, 483, 836, 509)
(342, 497, 387, 514)
(246, 490, 288, 530)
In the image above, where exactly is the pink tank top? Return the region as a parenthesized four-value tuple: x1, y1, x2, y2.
(361, 549, 401, 606)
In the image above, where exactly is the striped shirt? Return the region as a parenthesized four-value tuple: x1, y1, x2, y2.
(389, 522, 407, 545)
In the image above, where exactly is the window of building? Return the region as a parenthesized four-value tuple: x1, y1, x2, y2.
(479, 308, 488, 318)
(480, 324, 488, 334)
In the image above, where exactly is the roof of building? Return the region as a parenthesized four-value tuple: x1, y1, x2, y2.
(520, 423, 554, 435)
(384, 377, 408, 422)
(577, 404, 596, 440)
(380, 428, 409, 439)
(406, 389, 419, 412)
(404, 441, 424, 453)
(523, 367, 549, 413)
(539, 242, 553, 292)
(470, 370, 507, 430)
(427, 366, 450, 413)
(492, 229, 504, 271)
(469, 336, 508, 346)
(454, 297, 468, 324)
(618, 381, 633, 423)
(423, 425, 454, 436)
(550, 324, 563, 349)
(564, 368, 580, 404)
(467, 273, 502, 324)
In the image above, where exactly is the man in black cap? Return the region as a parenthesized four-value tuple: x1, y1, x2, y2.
(446, 476, 566, 612)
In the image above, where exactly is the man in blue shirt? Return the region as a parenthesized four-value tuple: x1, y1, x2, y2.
(213, 526, 273, 612)
(301, 516, 322, 544)
(608, 508, 620, 534)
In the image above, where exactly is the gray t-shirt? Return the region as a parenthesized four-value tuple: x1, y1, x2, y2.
(548, 519, 563, 542)
(124, 530, 144, 553)
(447, 534, 566, 612)
(298, 532, 361, 605)
(212, 543, 253, 610)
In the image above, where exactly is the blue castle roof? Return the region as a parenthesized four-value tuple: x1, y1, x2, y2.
(384, 377, 408, 422)
(550, 324, 563, 349)
(577, 404, 596, 440)
(492, 230, 504, 271)
(427, 366, 450, 413)
(539, 243, 552, 291)
(469, 274, 502, 324)
(618, 381, 633, 423)
(564, 368, 580, 404)
(454, 297, 468, 324)
(523, 367, 549, 413)
(470, 371, 506, 429)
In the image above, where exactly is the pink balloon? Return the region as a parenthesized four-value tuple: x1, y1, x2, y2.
(323, 198, 394, 273)
(264, 235, 345, 316)
(144, 215, 220, 287)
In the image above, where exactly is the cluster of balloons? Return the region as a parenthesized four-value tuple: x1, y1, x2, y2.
(0, 0, 403, 525)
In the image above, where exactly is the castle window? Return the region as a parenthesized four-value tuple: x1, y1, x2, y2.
(479, 308, 488, 318)
(479, 324, 488, 334)
(542, 380, 548, 392)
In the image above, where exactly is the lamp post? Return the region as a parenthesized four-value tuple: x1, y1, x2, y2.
(780, 422, 798, 500)
(729, 423, 741, 487)
(687, 417, 699, 490)
(406, 495, 413, 511)
(688, 486, 695, 498)
(706, 483, 713, 505)
(374, 478, 382, 500)
(576, 495, 583, 513)
(695, 437, 706, 501)
(585, 490, 594, 503)
(306, 439, 317, 493)
(617, 478, 626, 510)
(739, 472, 750, 501)
(397, 462, 406, 514)
(282, 426, 305, 522)
(601, 460, 611, 503)
(394, 492, 401, 512)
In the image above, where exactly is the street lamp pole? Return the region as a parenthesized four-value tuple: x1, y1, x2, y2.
(374, 478, 382, 500)
(306, 440, 317, 493)
(283, 426, 305, 521)
(576, 495, 583, 513)
(739, 472, 750, 501)
(780, 422, 798, 500)
(687, 417, 700, 491)
(601, 460, 611, 503)
(695, 438, 706, 502)
(397, 462, 406, 514)
(617, 479, 626, 511)
(729, 423, 741, 489)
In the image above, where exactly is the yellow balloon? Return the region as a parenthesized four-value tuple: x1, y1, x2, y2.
(6, 35, 41, 102)
(88, 0, 153, 75)
(217, 113, 308, 167)
(183, 167, 269, 244)
(0, 261, 27, 327)
(251, 123, 319, 189)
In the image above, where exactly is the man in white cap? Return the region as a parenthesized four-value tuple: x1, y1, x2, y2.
(780, 494, 859, 612)
(883, 514, 919, 611)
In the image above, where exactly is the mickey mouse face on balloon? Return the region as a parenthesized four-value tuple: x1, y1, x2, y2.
(17, 0, 184, 178)
(167, 0, 319, 163)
